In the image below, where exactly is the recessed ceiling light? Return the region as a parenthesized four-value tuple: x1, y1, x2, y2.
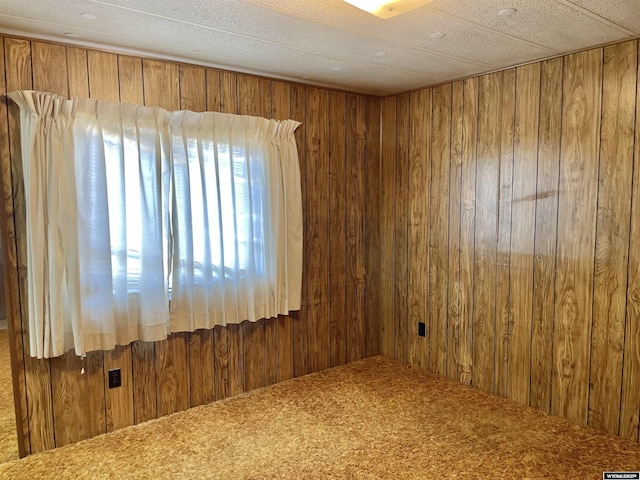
(80, 13, 97, 20)
(332, 66, 344, 72)
(64, 32, 80, 37)
(498, 8, 516, 17)
(430, 32, 445, 39)
(374, 51, 388, 57)
(343, 0, 435, 19)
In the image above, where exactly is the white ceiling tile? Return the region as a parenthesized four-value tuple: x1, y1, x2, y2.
(566, 0, 640, 34)
(428, 0, 632, 50)
(0, 0, 638, 95)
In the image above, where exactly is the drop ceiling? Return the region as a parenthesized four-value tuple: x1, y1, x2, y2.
(1, 0, 639, 96)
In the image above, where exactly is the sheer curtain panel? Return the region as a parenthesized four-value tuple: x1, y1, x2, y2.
(169, 111, 303, 331)
(9, 90, 302, 359)
(9, 90, 172, 358)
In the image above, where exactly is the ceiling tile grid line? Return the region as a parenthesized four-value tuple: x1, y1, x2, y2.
(422, 4, 559, 54)
(249, 0, 621, 56)
(0, 18, 440, 96)
(1, 0, 639, 95)
(247, 0, 558, 61)
(0, 11, 442, 83)
(0, 14, 300, 76)
(554, 0, 637, 35)
(88, 0, 497, 69)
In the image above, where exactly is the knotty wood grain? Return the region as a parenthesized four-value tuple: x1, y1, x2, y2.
(620, 40, 640, 441)
(156, 332, 190, 417)
(553, 48, 602, 426)
(459, 78, 478, 386)
(291, 83, 308, 378)
(88, 50, 136, 432)
(118, 56, 144, 105)
(472, 73, 501, 394)
(67, 48, 89, 97)
(243, 320, 266, 392)
(205, 69, 221, 112)
(530, 57, 562, 413)
(589, 41, 637, 435)
(620, 40, 640, 443)
(407, 89, 430, 370)
(238, 74, 267, 392)
(271, 81, 294, 383)
(179, 64, 206, 112)
(364, 97, 381, 358)
(495, 69, 515, 398)
(264, 318, 277, 387)
(446, 81, 463, 381)
(429, 84, 451, 377)
(380, 96, 397, 359)
(509, 63, 540, 406)
(0, 36, 29, 457)
(237, 75, 261, 117)
(306, 87, 330, 373)
(258, 78, 277, 388)
(328, 91, 347, 367)
(213, 326, 229, 400)
(351, 96, 367, 362)
(395, 94, 410, 364)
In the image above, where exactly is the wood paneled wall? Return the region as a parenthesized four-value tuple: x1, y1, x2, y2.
(380, 39, 640, 442)
(0, 35, 381, 456)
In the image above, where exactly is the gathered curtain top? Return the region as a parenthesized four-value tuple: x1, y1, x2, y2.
(9, 90, 302, 139)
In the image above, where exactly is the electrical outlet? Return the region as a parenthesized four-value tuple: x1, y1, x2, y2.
(108, 368, 121, 389)
(418, 322, 426, 337)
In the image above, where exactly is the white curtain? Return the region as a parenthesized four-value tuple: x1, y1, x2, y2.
(9, 90, 302, 359)
(169, 111, 302, 331)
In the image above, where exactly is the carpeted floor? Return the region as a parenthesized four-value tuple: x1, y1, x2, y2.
(0, 356, 638, 479)
(0, 328, 18, 463)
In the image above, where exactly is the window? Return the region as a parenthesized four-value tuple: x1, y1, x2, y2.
(10, 90, 302, 358)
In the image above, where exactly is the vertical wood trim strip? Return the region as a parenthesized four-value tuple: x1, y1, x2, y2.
(306, 88, 330, 373)
(447, 81, 464, 381)
(380, 97, 396, 358)
(530, 57, 563, 413)
(495, 69, 516, 398)
(395, 94, 410, 364)
(0, 36, 30, 457)
(508, 63, 540, 405)
(459, 78, 478, 386)
(328, 91, 347, 367)
(429, 84, 451, 377)
(272, 81, 294, 383)
(473, 73, 501, 394)
(291, 84, 308, 378)
(588, 41, 636, 435)
(407, 89, 430, 369)
(353, 96, 367, 361)
(365, 97, 382, 357)
(552, 48, 603, 425)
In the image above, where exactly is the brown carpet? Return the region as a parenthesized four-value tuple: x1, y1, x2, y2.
(0, 329, 18, 463)
(0, 356, 638, 479)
